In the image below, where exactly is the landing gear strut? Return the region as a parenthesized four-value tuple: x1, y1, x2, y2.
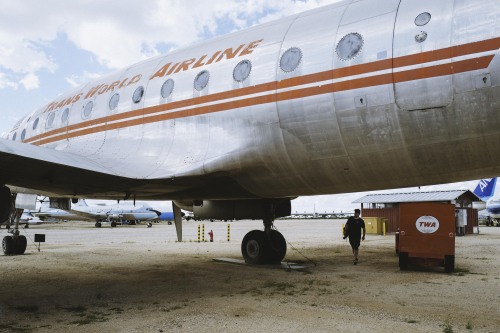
(1, 187, 27, 255)
(241, 203, 287, 264)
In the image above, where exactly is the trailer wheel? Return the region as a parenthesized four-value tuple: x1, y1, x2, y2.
(399, 252, 409, 271)
(444, 255, 455, 273)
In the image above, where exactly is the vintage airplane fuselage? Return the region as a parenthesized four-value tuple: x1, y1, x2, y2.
(5, 0, 500, 200)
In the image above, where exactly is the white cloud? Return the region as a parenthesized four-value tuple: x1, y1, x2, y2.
(20, 73, 40, 90)
(0, 0, 343, 78)
(0, 72, 18, 89)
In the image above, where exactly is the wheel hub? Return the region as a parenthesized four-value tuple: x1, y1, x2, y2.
(246, 239, 260, 258)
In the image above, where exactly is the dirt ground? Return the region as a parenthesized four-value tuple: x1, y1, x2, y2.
(0, 219, 499, 333)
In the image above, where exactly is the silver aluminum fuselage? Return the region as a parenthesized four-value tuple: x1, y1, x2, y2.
(9, 0, 500, 200)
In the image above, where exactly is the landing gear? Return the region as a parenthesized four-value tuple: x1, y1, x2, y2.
(268, 229, 286, 263)
(241, 229, 287, 264)
(95, 222, 102, 228)
(242, 230, 268, 264)
(1, 186, 27, 255)
(110, 221, 117, 227)
(241, 203, 287, 265)
(2, 235, 27, 255)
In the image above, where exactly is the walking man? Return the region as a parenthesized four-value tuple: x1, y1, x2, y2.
(343, 209, 366, 265)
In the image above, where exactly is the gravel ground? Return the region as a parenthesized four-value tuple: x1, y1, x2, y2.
(0, 219, 499, 333)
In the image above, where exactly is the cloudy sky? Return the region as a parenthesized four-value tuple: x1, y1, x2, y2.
(0, 0, 481, 212)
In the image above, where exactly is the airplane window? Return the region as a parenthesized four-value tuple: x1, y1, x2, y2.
(194, 70, 210, 91)
(12, 132, 17, 141)
(336, 33, 364, 61)
(109, 93, 120, 110)
(21, 129, 26, 141)
(61, 108, 69, 124)
(161, 79, 174, 98)
(132, 86, 144, 103)
(46, 112, 55, 128)
(233, 60, 252, 82)
(83, 101, 94, 118)
(32, 117, 39, 130)
(280, 47, 302, 72)
(415, 12, 431, 26)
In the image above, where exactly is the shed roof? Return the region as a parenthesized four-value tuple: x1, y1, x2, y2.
(353, 190, 479, 204)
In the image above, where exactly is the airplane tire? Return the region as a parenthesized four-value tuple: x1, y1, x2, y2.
(2, 236, 15, 255)
(95, 222, 102, 228)
(241, 230, 269, 265)
(14, 236, 27, 255)
(111, 221, 117, 227)
(267, 230, 286, 264)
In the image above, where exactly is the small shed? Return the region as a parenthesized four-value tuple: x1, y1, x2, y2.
(353, 190, 479, 235)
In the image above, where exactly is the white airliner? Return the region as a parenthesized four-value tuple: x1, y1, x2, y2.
(1, 0, 499, 261)
(69, 199, 161, 227)
(473, 178, 500, 225)
(32, 206, 88, 222)
(30, 199, 161, 227)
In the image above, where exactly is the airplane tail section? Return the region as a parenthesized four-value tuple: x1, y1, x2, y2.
(473, 178, 497, 201)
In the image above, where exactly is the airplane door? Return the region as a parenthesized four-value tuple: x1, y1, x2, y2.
(393, 0, 454, 110)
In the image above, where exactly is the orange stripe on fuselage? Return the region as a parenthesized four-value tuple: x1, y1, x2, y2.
(26, 37, 500, 145)
(31, 55, 494, 146)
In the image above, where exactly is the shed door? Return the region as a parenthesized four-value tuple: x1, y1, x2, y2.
(393, 0, 454, 110)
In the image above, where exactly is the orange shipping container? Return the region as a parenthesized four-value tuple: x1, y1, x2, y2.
(398, 202, 455, 272)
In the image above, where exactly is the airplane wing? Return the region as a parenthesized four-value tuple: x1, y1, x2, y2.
(68, 209, 105, 221)
(0, 139, 257, 200)
(0, 138, 129, 196)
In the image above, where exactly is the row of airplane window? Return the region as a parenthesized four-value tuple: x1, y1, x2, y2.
(11, 11, 431, 142)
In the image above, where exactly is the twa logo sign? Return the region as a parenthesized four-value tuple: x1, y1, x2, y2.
(416, 216, 440, 234)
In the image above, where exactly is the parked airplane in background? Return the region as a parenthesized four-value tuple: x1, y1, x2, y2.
(19, 212, 43, 226)
(33, 201, 90, 222)
(69, 200, 161, 227)
(1, 0, 499, 261)
(473, 178, 500, 225)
